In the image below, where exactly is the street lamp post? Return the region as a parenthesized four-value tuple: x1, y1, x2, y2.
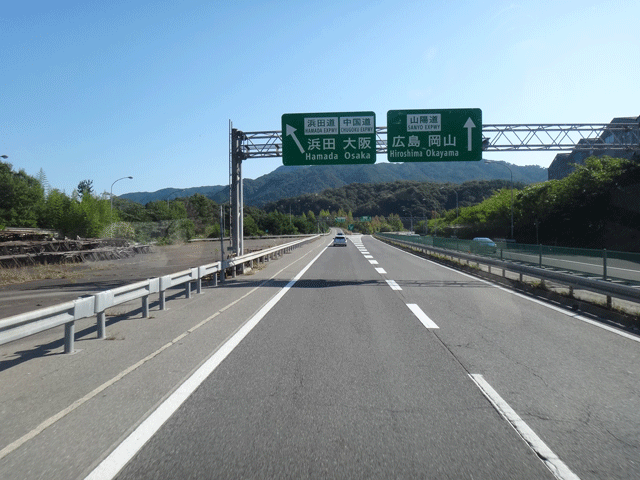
(1, 155, 8, 159)
(454, 190, 459, 220)
(484, 160, 514, 239)
(110, 176, 133, 218)
(402, 208, 413, 233)
(440, 187, 459, 221)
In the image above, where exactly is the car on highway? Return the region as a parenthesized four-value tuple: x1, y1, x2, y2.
(470, 237, 497, 254)
(332, 236, 347, 247)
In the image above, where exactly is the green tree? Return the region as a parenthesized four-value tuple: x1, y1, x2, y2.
(0, 160, 45, 227)
(77, 179, 94, 198)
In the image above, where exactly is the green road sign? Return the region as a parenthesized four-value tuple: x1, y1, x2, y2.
(282, 112, 376, 166)
(335, 217, 346, 223)
(387, 109, 482, 162)
(348, 224, 355, 231)
(360, 216, 372, 222)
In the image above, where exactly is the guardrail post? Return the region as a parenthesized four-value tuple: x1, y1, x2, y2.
(97, 312, 106, 338)
(197, 266, 206, 294)
(64, 322, 75, 354)
(159, 275, 171, 310)
(603, 249, 607, 281)
(142, 296, 150, 318)
(94, 291, 114, 338)
(539, 244, 543, 268)
(185, 281, 191, 299)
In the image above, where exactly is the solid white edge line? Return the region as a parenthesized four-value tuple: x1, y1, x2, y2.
(407, 303, 439, 329)
(84, 247, 328, 480)
(374, 236, 640, 344)
(469, 374, 580, 480)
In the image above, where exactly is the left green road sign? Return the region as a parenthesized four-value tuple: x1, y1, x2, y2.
(281, 112, 376, 166)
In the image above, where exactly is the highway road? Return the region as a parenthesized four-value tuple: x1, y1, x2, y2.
(1, 232, 639, 479)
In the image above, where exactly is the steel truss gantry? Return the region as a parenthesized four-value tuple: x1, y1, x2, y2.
(234, 122, 640, 160)
(228, 122, 639, 255)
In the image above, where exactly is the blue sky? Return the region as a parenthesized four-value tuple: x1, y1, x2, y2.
(1, 0, 638, 197)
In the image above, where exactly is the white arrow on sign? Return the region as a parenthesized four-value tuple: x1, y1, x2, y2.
(286, 124, 305, 154)
(464, 118, 476, 152)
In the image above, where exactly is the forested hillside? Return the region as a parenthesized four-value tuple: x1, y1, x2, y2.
(264, 179, 517, 219)
(120, 160, 547, 206)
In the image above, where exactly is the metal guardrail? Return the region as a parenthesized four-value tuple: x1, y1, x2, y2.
(379, 234, 640, 284)
(376, 234, 640, 306)
(0, 236, 319, 354)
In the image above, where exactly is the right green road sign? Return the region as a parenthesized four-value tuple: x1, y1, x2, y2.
(387, 109, 482, 162)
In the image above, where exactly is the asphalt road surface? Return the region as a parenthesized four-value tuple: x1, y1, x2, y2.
(1, 233, 639, 479)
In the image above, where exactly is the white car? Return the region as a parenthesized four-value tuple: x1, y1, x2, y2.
(332, 236, 347, 247)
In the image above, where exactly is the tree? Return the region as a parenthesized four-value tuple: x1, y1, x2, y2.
(77, 179, 94, 198)
(0, 160, 45, 227)
(36, 168, 50, 198)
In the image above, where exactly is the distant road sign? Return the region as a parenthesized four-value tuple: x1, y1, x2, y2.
(387, 109, 482, 162)
(336, 217, 346, 223)
(360, 216, 372, 222)
(282, 112, 376, 166)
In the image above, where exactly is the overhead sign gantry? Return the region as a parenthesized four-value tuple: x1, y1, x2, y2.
(228, 114, 639, 256)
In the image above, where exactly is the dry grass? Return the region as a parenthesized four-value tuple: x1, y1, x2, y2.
(0, 263, 89, 286)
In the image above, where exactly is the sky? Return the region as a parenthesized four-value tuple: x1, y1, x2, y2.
(1, 0, 639, 197)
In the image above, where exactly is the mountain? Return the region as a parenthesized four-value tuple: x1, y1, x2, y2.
(120, 185, 226, 205)
(120, 161, 547, 206)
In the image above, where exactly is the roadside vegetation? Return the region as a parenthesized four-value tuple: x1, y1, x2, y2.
(428, 157, 640, 251)
(2, 156, 638, 251)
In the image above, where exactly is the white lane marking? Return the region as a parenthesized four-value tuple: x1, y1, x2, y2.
(364, 255, 373, 259)
(386, 279, 402, 291)
(469, 374, 580, 480)
(0, 254, 308, 463)
(375, 237, 640, 344)
(407, 304, 439, 329)
(375, 267, 387, 274)
(369, 259, 379, 265)
(84, 247, 328, 480)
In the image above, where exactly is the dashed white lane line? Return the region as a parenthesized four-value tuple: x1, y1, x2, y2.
(407, 303, 439, 329)
(386, 279, 402, 290)
(372, 236, 640, 344)
(369, 259, 379, 265)
(364, 255, 373, 259)
(469, 374, 581, 480)
(375, 267, 387, 274)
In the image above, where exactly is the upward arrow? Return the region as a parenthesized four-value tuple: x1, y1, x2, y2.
(464, 118, 476, 152)
(286, 124, 305, 154)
